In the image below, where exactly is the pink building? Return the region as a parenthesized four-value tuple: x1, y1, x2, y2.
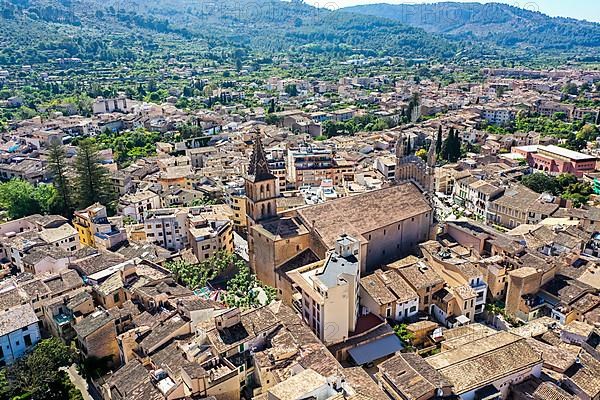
(512, 145, 597, 177)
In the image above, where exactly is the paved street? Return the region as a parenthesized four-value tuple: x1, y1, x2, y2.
(66, 365, 99, 400)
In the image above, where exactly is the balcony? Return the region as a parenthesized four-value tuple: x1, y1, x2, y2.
(54, 312, 73, 326)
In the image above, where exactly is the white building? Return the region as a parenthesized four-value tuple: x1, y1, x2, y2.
(92, 96, 133, 115)
(144, 208, 189, 252)
(118, 190, 161, 223)
(288, 235, 361, 345)
(0, 304, 41, 365)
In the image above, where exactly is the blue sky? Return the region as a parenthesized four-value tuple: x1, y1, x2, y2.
(304, 0, 600, 22)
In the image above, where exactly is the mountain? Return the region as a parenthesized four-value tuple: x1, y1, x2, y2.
(0, 0, 461, 66)
(344, 2, 600, 51)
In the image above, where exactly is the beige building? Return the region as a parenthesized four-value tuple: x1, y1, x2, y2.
(74, 309, 120, 368)
(230, 193, 247, 233)
(426, 331, 543, 400)
(489, 185, 559, 229)
(360, 269, 419, 322)
(187, 208, 234, 261)
(288, 235, 360, 345)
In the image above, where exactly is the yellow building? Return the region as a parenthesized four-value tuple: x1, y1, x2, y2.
(231, 194, 247, 233)
(73, 203, 126, 250)
(73, 204, 107, 247)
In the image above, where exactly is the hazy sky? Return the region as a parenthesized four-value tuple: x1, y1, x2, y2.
(304, 0, 600, 22)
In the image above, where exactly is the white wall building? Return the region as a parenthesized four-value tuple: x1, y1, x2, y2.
(0, 304, 41, 365)
(288, 235, 360, 345)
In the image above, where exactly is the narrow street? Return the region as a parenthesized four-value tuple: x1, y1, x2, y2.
(66, 365, 100, 400)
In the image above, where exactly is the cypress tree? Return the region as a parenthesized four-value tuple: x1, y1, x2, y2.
(436, 125, 443, 155)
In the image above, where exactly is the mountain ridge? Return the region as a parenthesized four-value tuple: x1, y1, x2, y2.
(343, 1, 600, 50)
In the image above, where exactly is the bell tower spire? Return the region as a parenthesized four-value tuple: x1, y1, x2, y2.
(245, 128, 278, 226)
(248, 129, 274, 181)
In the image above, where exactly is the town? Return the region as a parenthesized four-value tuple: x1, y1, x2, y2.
(1, 0, 600, 398)
(0, 63, 598, 400)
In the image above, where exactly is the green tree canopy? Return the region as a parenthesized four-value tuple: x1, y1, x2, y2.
(0, 179, 58, 219)
(2, 338, 80, 400)
(225, 259, 276, 309)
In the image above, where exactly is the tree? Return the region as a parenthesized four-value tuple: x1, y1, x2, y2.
(436, 125, 443, 155)
(576, 124, 599, 143)
(74, 139, 113, 209)
(166, 251, 234, 290)
(48, 142, 74, 217)
(561, 180, 593, 208)
(268, 99, 276, 114)
(393, 323, 415, 344)
(3, 338, 80, 400)
(0, 180, 57, 219)
(521, 173, 558, 195)
(284, 84, 298, 97)
(441, 128, 461, 162)
(225, 260, 276, 309)
(264, 114, 282, 126)
(416, 148, 428, 161)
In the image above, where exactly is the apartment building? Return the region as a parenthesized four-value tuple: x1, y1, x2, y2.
(420, 241, 488, 322)
(74, 309, 120, 368)
(187, 209, 234, 261)
(287, 146, 336, 188)
(92, 96, 133, 115)
(360, 269, 419, 321)
(489, 185, 559, 229)
(482, 107, 516, 125)
(453, 175, 504, 223)
(118, 190, 161, 223)
(144, 208, 188, 252)
(0, 215, 78, 272)
(287, 235, 361, 345)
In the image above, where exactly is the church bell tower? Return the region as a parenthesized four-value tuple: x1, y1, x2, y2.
(245, 130, 278, 229)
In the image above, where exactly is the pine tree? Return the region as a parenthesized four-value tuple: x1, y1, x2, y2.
(74, 139, 113, 209)
(47, 142, 74, 217)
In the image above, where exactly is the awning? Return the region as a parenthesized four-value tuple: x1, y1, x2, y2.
(348, 334, 404, 366)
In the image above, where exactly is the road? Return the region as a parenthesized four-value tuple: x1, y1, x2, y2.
(66, 365, 100, 400)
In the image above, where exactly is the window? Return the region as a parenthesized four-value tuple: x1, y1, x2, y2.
(24, 334, 31, 347)
(410, 306, 416, 313)
(114, 293, 120, 303)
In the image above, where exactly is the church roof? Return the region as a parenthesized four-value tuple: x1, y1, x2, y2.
(297, 182, 432, 249)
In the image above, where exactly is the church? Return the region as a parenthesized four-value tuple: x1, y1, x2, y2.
(245, 130, 436, 303)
